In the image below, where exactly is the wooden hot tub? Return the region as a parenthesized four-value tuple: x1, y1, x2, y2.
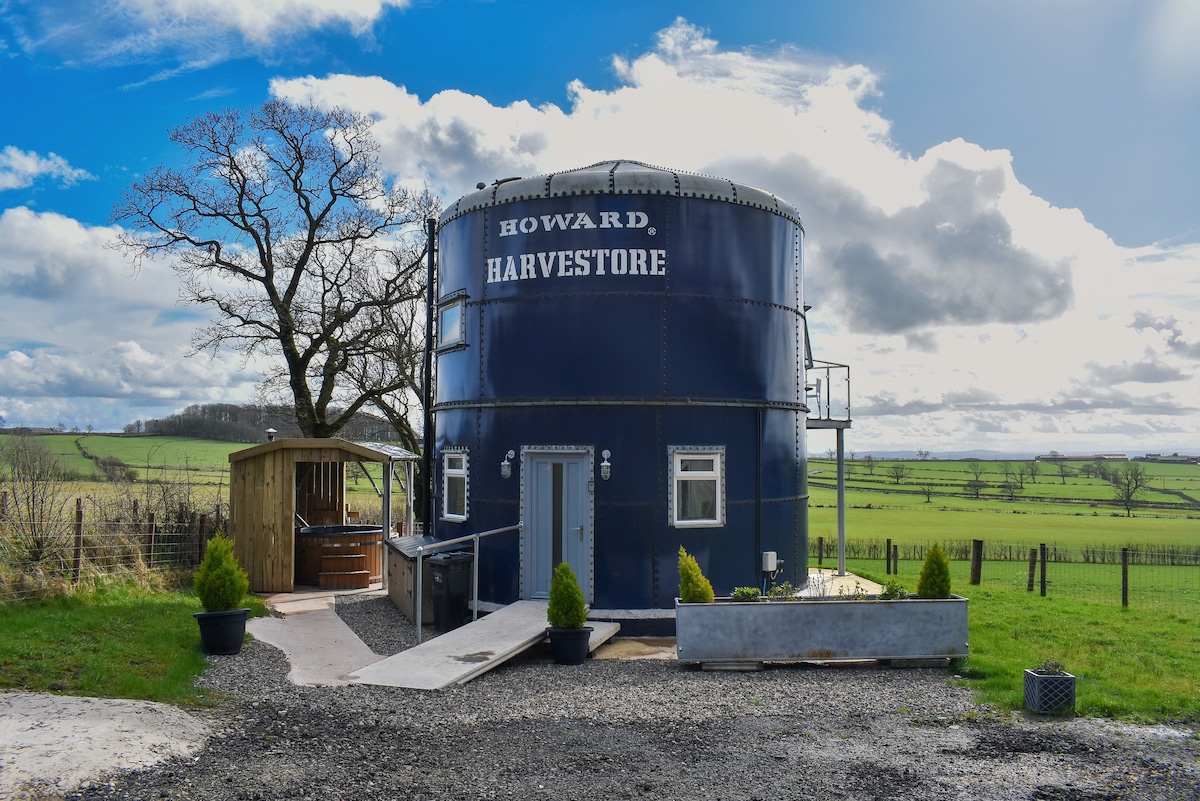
(295, 524, 383, 589)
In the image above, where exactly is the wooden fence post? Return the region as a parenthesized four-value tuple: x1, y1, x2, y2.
(72, 498, 83, 584)
(1039, 543, 1048, 597)
(197, 514, 209, 567)
(969, 538, 984, 585)
(885, 538, 892, 574)
(146, 512, 156, 567)
(1121, 547, 1129, 608)
(1026, 548, 1037, 592)
(817, 536, 824, 566)
(892, 544, 899, 575)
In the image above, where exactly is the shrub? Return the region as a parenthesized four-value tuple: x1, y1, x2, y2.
(1034, 658, 1067, 675)
(879, 578, 909, 600)
(678, 546, 715, 603)
(193, 534, 249, 612)
(731, 586, 761, 602)
(916, 542, 952, 599)
(766, 581, 799, 600)
(547, 561, 587, 629)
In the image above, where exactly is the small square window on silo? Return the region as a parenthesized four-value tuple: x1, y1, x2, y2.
(668, 446, 725, 528)
(438, 297, 465, 349)
(442, 450, 469, 521)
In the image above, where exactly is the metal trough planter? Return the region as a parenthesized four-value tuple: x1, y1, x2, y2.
(674, 595, 969, 667)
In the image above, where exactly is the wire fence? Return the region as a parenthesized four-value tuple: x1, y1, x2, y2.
(0, 498, 223, 602)
(811, 537, 1200, 615)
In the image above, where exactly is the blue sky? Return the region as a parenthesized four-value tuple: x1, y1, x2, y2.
(1, 0, 1198, 455)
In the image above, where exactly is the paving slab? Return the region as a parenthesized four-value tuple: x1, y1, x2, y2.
(247, 592, 383, 686)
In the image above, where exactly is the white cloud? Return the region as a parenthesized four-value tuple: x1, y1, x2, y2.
(9, 0, 409, 67)
(112, 0, 409, 47)
(0, 206, 259, 429)
(0, 146, 95, 191)
(270, 17, 1200, 454)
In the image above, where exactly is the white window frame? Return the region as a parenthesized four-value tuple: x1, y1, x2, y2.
(437, 296, 466, 350)
(668, 446, 725, 528)
(442, 448, 469, 522)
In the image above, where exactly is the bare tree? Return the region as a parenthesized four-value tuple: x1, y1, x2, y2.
(1055, 460, 1072, 485)
(916, 448, 929, 460)
(863, 454, 877, 476)
(1026, 460, 1039, 484)
(964, 478, 986, 498)
(112, 101, 438, 447)
(0, 436, 74, 567)
(918, 483, 935, 503)
(967, 461, 986, 482)
(1110, 462, 1149, 517)
(887, 463, 910, 485)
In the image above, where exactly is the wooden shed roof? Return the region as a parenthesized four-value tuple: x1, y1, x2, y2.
(228, 437, 420, 465)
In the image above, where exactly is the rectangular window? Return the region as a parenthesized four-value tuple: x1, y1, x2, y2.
(669, 446, 725, 528)
(442, 449, 468, 521)
(438, 297, 465, 349)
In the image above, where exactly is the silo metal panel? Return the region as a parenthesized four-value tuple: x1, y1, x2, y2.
(676, 171, 736, 202)
(611, 162, 678, 196)
(549, 163, 615, 197)
(438, 211, 485, 296)
(669, 200, 796, 305)
(481, 293, 663, 399)
(735, 183, 780, 214)
(663, 297, 796, 402)
(444, 187, 494, 221)
(494, 174, 546, 205)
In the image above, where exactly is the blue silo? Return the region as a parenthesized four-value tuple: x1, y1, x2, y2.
(431, 160, 808, 623)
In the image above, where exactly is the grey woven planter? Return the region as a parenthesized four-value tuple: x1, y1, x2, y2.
(1023, 669, 1076, 715)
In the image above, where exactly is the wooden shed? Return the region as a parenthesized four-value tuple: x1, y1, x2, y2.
(228, 438, 418, 593)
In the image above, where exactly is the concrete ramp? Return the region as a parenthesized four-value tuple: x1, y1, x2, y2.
(346, 600, 619, 690)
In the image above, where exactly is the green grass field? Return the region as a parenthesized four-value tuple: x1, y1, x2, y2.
(0, 581, 266, 704)
(810, 457, 1200, 515)
(850, 560, 1199, 722)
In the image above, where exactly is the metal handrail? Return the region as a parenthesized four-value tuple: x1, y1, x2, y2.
(807, 359, 851, 421)
(414, 522, 521, 645)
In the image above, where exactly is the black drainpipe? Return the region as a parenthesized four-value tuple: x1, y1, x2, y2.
(755, 407, 763, 586)
(422, 217, 437, 534)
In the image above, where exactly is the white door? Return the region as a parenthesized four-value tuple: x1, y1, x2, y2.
(522, 448, 593, 602)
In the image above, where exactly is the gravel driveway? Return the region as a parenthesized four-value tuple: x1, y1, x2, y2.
(55, 595, 1198, 800)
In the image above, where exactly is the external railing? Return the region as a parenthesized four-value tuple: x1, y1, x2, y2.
(413, 522, 521, 644)
(806, 359, 851, 422)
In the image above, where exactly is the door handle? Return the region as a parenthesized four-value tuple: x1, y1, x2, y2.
(576, 525, 583, 542)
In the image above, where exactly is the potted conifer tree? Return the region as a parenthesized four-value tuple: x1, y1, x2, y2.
(546, 561, 592, 665)
(193, 533, 251, 655)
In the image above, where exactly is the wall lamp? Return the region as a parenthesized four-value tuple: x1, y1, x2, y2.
(500, 449, 515, 479)
(265, 427, 277, 442)
(600, 449, 612, 481)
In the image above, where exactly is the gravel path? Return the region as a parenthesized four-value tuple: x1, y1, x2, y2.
(55, 595, 1198, 800)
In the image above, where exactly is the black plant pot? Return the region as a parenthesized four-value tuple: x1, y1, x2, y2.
(547, 626, 593, 665)
(195, 608, 251, 655)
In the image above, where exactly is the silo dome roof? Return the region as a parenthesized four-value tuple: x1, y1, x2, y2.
(438, 159, 802, 229)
